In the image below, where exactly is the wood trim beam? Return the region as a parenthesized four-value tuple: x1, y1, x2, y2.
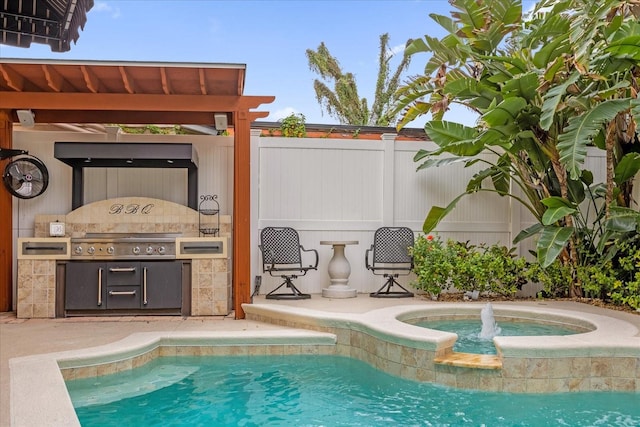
(0, 92, 245, 111)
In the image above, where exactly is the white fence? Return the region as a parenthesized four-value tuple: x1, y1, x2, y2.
(255, 135, 541, 296)
(11, 128, 614, 301)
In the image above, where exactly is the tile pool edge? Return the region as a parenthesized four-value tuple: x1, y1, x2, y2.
(9, 329, 337, 427)
(243, 303, 640, 393)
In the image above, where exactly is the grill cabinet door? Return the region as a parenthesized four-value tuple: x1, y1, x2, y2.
(65, 262, 107, 310)
(141, 261, 182, 309)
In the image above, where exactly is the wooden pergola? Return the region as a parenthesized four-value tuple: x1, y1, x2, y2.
(0, 58, 274, 318)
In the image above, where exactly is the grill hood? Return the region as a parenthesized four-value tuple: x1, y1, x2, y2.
(54, 142, 199, 209)
(54, 142, 198, 169)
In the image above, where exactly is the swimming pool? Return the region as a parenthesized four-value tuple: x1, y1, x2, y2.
(10, 303, 640, 426)
(66, 355, 640, 426)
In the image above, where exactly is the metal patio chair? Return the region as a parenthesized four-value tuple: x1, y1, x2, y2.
(366, 226, 415, 298)
(259, 226, 318, 300)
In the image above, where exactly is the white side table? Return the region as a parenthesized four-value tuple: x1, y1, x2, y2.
(320, 240, 358, 298)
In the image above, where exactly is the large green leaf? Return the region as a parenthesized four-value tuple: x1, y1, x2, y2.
(482, 97, 527, 126)
(539, 72, 579, 131)
(532, 34, 569, 68)
(542, 205, 577, 225)
(502, 72, 538, 102)
(423, 121, 482, 156)
(429, 13, 459, 34)
(614, 153, 640, 185)
(605, 35, 640, 60)
(541, 196, 575, 209)
(416, 156, 476, 171)
(537, 226, 575, 267)
(513, 223, 543, 244)
(422, 191, 470, 233)
(604, 206, 640, 233)
(557, 99, 634, 180)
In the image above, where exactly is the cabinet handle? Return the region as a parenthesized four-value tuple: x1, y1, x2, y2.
(109, 267, 136, 272)
(143, 267, 148, 305)
(97, 268, 103, 306)
(108, 290, 137, 296)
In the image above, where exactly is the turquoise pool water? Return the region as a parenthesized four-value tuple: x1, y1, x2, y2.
(416, 319, 579, 354)
(66, 355, 640, 426)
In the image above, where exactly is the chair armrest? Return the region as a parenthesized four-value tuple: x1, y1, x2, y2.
(300, 245, 319, 269)
(365, 245, 374, 270)
(259, 245, 276, 273)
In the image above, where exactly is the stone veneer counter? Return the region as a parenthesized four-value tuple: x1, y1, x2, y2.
(17, 197, 231, 318)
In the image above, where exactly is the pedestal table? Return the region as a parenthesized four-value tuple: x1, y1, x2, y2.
(319, 240, 358, 298)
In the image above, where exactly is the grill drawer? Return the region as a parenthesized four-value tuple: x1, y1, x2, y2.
(105, 264, 141, 286)
(106, 286, 141, 309)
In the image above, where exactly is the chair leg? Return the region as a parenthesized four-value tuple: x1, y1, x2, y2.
(369, 275, 414, 298)
(265, 276, 311, 300)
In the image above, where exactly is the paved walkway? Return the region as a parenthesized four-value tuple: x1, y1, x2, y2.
(2, 295, 639, 426)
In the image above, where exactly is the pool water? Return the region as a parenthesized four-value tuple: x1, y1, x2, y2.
(66, 355, 640, 426)
(416, 319, 579, 354)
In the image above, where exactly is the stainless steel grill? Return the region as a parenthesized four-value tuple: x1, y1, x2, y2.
(70, 233, 179, 260)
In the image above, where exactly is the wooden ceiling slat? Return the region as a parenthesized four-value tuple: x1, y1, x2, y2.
(80, 65, 100, 93)
(41, 64, 65, 92)
(160, 67, 171, 95)
(118, 66, 136, 94)
(0, 64, 25, 91)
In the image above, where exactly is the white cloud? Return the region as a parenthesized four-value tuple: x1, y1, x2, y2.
(93, 2, 121, 19)
(389, 43, 407, 56)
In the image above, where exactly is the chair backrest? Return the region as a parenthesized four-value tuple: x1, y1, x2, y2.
(260, 227, 302, 266)
(372, 227, 414, 265)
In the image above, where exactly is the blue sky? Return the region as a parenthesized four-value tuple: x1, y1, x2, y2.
(0, 0, 535, 128)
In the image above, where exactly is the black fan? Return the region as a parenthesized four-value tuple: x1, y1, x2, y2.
(1, 149, 49, 199)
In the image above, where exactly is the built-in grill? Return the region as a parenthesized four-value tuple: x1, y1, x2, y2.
(70, 232, 179, 260)
(65, 232, 187, 316)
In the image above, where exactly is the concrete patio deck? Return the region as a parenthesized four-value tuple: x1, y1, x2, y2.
(2, 295, 639, 426)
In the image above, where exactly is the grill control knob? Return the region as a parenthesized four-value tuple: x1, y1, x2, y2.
(87, 246, 95, 255)
(107, 246, 115, 255)
(132, 246, 140, 255)
(158, 246, 166, 255)
(74, 246, 82, 254)
(146, 246, 154, 254)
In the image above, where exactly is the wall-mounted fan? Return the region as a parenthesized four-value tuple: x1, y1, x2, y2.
(1, 148, 49, 199)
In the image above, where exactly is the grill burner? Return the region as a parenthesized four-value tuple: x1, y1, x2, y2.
(71, 233, 180, 260)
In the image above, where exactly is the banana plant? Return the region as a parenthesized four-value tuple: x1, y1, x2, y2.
(395, 0, 640, 296)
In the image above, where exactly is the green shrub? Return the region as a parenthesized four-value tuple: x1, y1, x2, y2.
(411, 236, 528, 298)
(279, 113, 306, 137)
(410, 235, 454, 297)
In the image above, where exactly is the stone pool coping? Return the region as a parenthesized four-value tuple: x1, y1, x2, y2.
(244, 303, 640, 358)
(9, 303, 640, 426)
(10, 329, 336, 427)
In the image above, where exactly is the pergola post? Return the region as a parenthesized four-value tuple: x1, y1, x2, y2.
(0, 110, 13, 312)
(233, 109, 251, 319)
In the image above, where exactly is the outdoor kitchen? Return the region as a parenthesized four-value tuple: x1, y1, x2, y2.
(17, 196, 231, 318)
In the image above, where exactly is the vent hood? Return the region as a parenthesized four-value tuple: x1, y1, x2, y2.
(54, 142, 199, 209)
